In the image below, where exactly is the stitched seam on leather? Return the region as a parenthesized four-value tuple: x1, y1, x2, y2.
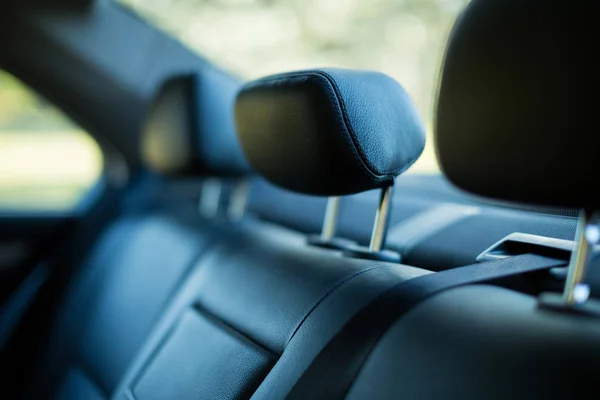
(246, 70, 332, 85)
(72, 358, 111, 398)
(318, 71, 401, 178)
(251, 72, 385, 181)
(315, 74, 384, 183)
(129, 314, 182, 393)
(194, 303, 279, 357)
(249, 71, 382, 180)
(243, 70, 404, 183)
(124, 388, 137, 400)
(321, 72, 425, 179)
(394, 149, 423, 176)
(285, 265, 386, 347)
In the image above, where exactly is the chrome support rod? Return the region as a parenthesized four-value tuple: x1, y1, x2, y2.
(369, 185, 394, 252)
(563, 209, 598, 305)
(321, 197, 341, 241)
(228, 178, 250, 221)
(198, 178, 223, 218)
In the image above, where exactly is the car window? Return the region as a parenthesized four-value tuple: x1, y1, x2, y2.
(118, 0, 469, 173)
(0, 70, 103, 212)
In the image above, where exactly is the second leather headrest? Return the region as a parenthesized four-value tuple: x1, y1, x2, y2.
(235, 68, 425, 196)
(435, 0, 598, 208)
(142, 69, 251, 177)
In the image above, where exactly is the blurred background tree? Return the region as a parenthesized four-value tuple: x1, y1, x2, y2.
(121, 0, 469, 171)
(0, 0, 469, 211)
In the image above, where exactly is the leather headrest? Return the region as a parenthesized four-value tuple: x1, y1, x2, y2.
(436, 0, 598, 209)
(142, 68, 251, 177)
(235, 68, 426, 196)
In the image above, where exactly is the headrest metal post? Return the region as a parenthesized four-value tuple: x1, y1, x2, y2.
(563, 209, 598, 305)
(321, 197, 341, 241)
(228, 178, 250, 221)
(342, 183, 400, 262)
(199, 177, 223, 219)
(369, 185, 394, 252)
(308, 196, 356, 250)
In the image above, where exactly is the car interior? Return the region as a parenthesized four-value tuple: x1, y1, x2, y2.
(1, 0, 599, 399)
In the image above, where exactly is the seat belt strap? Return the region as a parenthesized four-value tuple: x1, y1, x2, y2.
(286, 253, 566, 399)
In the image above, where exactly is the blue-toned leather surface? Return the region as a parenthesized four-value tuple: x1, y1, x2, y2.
(235, 68, 425, 196)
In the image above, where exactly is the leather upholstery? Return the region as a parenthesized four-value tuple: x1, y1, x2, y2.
(29, 212, 221, 398)
(235, 68, 426, 196)
(251, 264, 429, 399)
(348, 285, 600, 399)
(111, 219, 429, 399)
(142, 68, 251, 177)
(435, 0, 599, 208)
(190, 221, 428, 354)
(133, 309, 275, 400)
(54, 368, 105, 400)
(142, 76, 194, 175)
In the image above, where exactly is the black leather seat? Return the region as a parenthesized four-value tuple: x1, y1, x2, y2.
(26, 65, 429, 400)
(41, 212, 220, 399)
(26, 71, 251, 399)
(106, 68, 428, 399)
(111, 220, 428, 400)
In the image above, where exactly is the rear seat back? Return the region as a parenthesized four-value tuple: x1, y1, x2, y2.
(45, 212, 219, 398)
(29, 68, 251, 399)
(348, 284, 600, 399)
(112, 220, 428, 399)
(106, 68, 428, 399)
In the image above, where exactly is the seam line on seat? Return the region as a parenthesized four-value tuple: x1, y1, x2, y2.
(68, 359, 111, 399)
(124, 388, 137, 400)
(193, 303, 280, 358)
(286, 265, 385, 347)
